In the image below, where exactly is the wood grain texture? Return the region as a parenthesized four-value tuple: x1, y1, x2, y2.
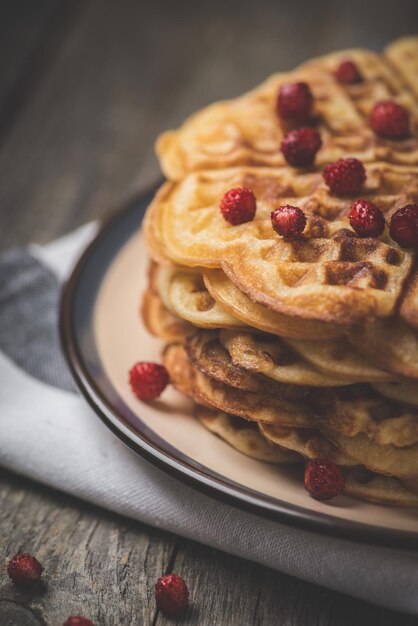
(1, 1, 418, 624)
(1, 471, 417, 626)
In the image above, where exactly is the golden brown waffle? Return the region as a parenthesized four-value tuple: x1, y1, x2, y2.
(284, 336, 395, 382)
(259, 423, 418, 505)
(220, 330, 360, 387)
(157, 42, 418, 180)
(163, 343, 311, 427)
(314, 385, 418, 448)
(141, 263, 192, 341)
(168, 271, 243, 329)
(373, 380, 418, 407)
(203, 269, 342, 339)
(150, 165, 416, 325)
(185, 330, 310, 399)
(195, 406, 299, 464)
(385, 37, 418, 99)
(351, 319, 418, 379)
(343, 471, 418, 507)
(259, 423, 356, 466)
(141, 288, 192, 341)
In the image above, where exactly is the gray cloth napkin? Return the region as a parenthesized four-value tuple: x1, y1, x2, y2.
(0, 225, 417, 615)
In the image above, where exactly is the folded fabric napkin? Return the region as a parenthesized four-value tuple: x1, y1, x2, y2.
(0, 224, 417, 615)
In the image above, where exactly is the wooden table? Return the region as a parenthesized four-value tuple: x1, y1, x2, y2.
(0, 2, 417, 624)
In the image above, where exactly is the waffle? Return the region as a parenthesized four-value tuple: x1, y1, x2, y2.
(284, 337, 395, 382)
(140, 37, 418, 508)
(259, 422, 357, 466)
(314, 386, 418, 448)
(185, 330, 310, 399)
(157, 44, 418, 180)
(195, 406, 300, 464)
(203, 269, 342, 339)
(220, 330, 364, 387)
(352, 319, 418, 379)
(163, 342, 311, 427)
(373, 380, 418, 407)
(151, 164, 416, 325)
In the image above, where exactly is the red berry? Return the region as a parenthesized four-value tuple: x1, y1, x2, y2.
(63, 617, 95, 626)
(370, 100, 410, 140)
(271, 205, 306, 239)
(129, 362, 169, 400)
(220, 187, 256, 225)
(323, 158, 366, 195)
(348, 199, 385, 238)
(335, 59, 362, 84)
(155, 573, 189, 617)
(389, 204, 418, 248)
(304, 458, 345, 500)
(7, 553, 43, 585)
(281, 127, 322, 167)
(277, 82, 313, 122)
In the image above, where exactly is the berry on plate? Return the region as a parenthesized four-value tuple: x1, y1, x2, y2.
(304, 459, 345, 500)
(129, 362, 169, 400)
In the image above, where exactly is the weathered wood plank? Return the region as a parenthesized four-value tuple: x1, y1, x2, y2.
(1, 471, 416, 626)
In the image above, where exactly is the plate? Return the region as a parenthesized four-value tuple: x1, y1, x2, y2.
(60, 186, 418, 549)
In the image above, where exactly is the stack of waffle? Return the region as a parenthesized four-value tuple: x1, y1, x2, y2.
(141, 36, 418, 506)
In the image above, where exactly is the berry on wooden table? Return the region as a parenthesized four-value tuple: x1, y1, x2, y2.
(63, 617, 95, 626)
(155, 573, 189, 617)
(7, 553, 43, 585)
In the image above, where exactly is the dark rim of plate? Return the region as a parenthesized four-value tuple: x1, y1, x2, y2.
(59, 183, 418, 550)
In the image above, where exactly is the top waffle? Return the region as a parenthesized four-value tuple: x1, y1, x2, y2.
(149, 37, 418, 328)
(146, 164, 417, 325)
(157, 42, 418, 180)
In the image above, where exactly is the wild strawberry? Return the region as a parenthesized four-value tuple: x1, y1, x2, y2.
(63, 617, 95, 626)
(277, 82, 313, 122)
(304, 458, 345, 500)
(389, 204, 418, 248)
(220, 187, 257, 225)
(271, 205, 306, 239)
(281, 127, 322, 167)
(323, 158, 366, 195)
(129, 362, 169, 400)
(348, 199, 385, 237)
(370, 101, 410, 140)
(7, 553, 43, 585)
(335, 59, 362, 84)
(155, 573, 189, 617)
